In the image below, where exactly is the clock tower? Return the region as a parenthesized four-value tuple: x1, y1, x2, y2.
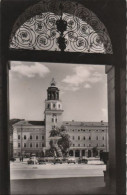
(44, 78, 63, 148)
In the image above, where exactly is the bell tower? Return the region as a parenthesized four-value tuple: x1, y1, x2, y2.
(44, 78, 63, 148)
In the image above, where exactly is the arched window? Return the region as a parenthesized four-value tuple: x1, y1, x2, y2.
(24, 135, 26, 140)
(24, 143, 26, 148)
(18, 143, 20, 148)
(47, 104, 50, 109)
(36, 143, 38, 148)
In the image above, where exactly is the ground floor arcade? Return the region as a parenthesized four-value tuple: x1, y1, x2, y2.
(69, 148, 105, 158)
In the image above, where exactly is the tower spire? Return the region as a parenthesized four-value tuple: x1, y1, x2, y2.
(50, 78, 56, 87)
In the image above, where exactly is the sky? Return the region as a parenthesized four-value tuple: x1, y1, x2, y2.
(9, 61, 108, 122)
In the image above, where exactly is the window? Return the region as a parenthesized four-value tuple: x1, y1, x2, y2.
(18, 143, 20, 148)
(73, 136, 75, 140)
(36, 143, 38, 148)
(30, 135, 32, 140)
(24, 143, 26, 148)
(53, 104, 55, 108)
(42, 143, 44, 147)
(89, 143, 91, 147)
(24, 135, 26, 140)
(78, 144, 80, 147)
(84, 144, 85, 146)
(36, 135, 38, 140)
(18, 135, 20, 139)
(84, 136, 85, 140)
(96, 136, 98, 140)
(52, 118, 54, 122)
(30, 143, 32, 148)
(42, 136, 44, 140)
(47, 104, 50, 109)
(89, 130, 91, 132)
(59, 104, 60, 108)
(89, 136, 91, 140)
(102, 144, 104, 147)
(102, 136, 104, 140)
(78, 136, 80, 140)
(73, 144, 75, 147)
(55, 118, 57, 123)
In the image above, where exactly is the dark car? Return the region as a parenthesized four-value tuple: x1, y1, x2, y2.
(38, 158, 46, 164)
(27, 159, 34, 165)
(10, 157, 16, 162)
(67, 158, 76, 164)
(27, 157, 38, 165)
(78, 159, 88, 164)
(54, 158, 62, 164)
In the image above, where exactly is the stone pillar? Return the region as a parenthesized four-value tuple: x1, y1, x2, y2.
(80, 150, 82, 157)
(86, 150, 88, 157)
(91, 150, 93, 157)
(73, 150, 75, 157)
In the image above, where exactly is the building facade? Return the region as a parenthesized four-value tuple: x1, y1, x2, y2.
(13, 79, 108, 157)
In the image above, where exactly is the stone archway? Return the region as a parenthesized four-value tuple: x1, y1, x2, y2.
(75, 150, 80, 157)
(69, 150, 73, 156)
(1, 0, 126, 195)
(88, 150, 91, 157)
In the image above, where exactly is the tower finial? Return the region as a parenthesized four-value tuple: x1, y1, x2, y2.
(50, 78, 56, 86)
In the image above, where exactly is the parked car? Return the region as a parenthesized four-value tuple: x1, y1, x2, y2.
(27, 157, 38, 165)
(67, 158, 76, 164)
(38, 158, 46, 164)
(10, 157, 16, 162)
(78, 158, 88, 164)
(54, 158, 63, 164)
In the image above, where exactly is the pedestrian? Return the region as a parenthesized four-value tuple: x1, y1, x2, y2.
(22, 156, 24, 162)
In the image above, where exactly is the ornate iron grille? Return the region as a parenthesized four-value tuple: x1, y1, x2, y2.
(10, 0, 112, 54)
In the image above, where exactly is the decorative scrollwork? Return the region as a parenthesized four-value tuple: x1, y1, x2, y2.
(10, 0, 113, 54)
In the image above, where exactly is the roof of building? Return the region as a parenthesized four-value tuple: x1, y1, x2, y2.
(29, 121, 45, 126)
(63, 121, 108, 127)
(13, 120, 45, 126)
